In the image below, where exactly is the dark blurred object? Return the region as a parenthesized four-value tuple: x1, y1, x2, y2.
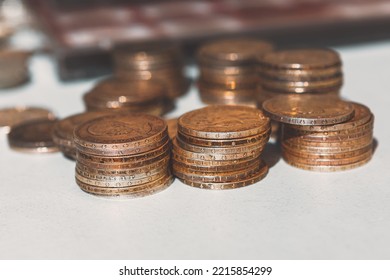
(25, 0, 390, 81)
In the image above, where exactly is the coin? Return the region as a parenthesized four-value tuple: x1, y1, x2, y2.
(178, 105, 270, 139)
(74, 113, 168, 156)
(0, 106, 55, 134)
(8, 119, 59, 153)
(166, 118, 178, 139)
(177, 160, 268, 190)
(258, 49, 341, 70)
(262, 95, 354, 125)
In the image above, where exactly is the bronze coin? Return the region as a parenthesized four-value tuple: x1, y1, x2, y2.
(8, 119, 59, 153)
(177, 160, 268, 190)
(258, 49, 341, 70)
(281, 139, 372, 154)
(198, 38, 273, 65)
(262, 95, 354, 125)
(0, 106, 55, 134)
(177, 130, 270, 147)
(257, 66, 342, 80)
(166, 118, 178, 139)
(74, 113, 168, 156)
(178, 105, 270, 139)
(261, 75, 343, 92)
(284, 128, 373, 143)
(287, 102, 373, 132)
(76, 173, 174, 197)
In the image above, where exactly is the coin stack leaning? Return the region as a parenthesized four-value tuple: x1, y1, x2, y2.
(113, 43, 189, 99)
(83, 77, 172, 115)
(256, 49, 343, 106)
(0, 49, 30, 89)
(74, 113, 174, 198)
(172, 105, 270, 189)
(197, 38, 273, 106)
(262, 95, 375, 171)
(52, 111, 113, 160)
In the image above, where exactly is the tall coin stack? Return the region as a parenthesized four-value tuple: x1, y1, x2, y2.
(197, 38, 273, 106)
(74, 113, 174, 198)
(172, 105, 270, 190)
(263, 95, 375, 171)
(113, 43, 189, 99)
(256, 49, 343, 106)
(83, 78, 172, 115)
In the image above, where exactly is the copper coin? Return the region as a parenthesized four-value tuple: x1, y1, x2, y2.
(177, 161, 268, 190)
(74, 113, 168, 155)
(283, 133, 373, 148)
(257, 66, 342, 80)
(284, 128, 373, 143)
(166, 118, 178, 139)
(0, 106, 55, 134)
(8, 119, 59, 153)
(258, 49, 341, 70)
(76, 174, 174, 198)
(178, 105, 270, 139)
(198, 38, 273, 65)
(262, 95, 354, 125)
(261, 75, 343, 91)
(177, 130, 270, 147)
(281, 139, 372, 154)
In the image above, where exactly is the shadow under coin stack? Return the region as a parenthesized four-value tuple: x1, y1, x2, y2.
(113, 43, 189, 99)
(197, 38, 273, 106)
(256, 49, 343, 106)
(73, 113, 173, 198)
(83, 78, 172, 115)
(172, 105, 270, 190)
(52, 111, 113, 160)
(262, 95, 374, 171)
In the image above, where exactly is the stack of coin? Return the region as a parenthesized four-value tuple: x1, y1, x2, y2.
(83, 77, 173, 115)
(262, 95, 374, 171)
(74, 113, 173, 198)
(113, 42, 189, 99)
(256, 49, 342, 106)
(197, 38, 273, 106)
(0, 49, 31, 88)
(172, 105, 270, 190)
(8, 119, 59, 153)
(52, 111, 113, 160)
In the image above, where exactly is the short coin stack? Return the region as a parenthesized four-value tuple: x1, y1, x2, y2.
(83, 78, 172, 115)
(0, 49, 31, 89)
(197, 38, 273, 106)
(263, 95, 374, 171)
(113, 43, 189, 99)
(74, 113, 173, 198)
(52, 111, 112, 160)
(172, 105, 270, 189)
(256, 49, 342, 106)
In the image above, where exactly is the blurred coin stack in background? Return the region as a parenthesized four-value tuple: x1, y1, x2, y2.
(113, 43, 189, 99)
(172, 105, 270, 190)
(74, 113, 173, 198)
(263, 95, 374, 172)
(197, 38, 273, 106)
(256, 49, 343, 106)
(0, 49, 30, 88)
(83, 78, 173, 115)
(52, 111, 112, 160)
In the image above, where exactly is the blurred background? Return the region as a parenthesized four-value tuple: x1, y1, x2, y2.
(2, 0, 390, 81)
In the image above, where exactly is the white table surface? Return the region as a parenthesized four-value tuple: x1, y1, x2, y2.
(0, 41, 389, 260)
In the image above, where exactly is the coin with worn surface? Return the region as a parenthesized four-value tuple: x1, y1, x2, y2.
(198, 38, 273, 64)
(258, 49, 341, 70)
(0, 106, 55, 134)
(74, 113, 167, 154)
(262, 95, 354, 125)
(8, 119, 59, 153)
(177, 160, 268, 190)
(178, 105, 270, 139)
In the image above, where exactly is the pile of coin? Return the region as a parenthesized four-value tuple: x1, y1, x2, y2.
(113, 43, 189, 99)
(172, 105, 270, 189)
(0, 49, 31, 88)
(52, 111, 113, 160)
(256, 49, 342, 106)
(197, 38, 273, 106)
(83, 77, 173, 115)
(263, 95, 374, 171)
(74, 113, 173, 198)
